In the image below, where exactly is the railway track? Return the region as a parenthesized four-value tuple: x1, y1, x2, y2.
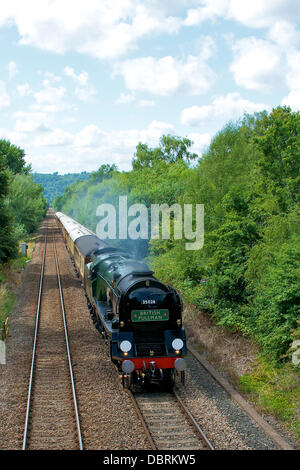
(129, 390, 214, 450)
(22, 217, 83, 450)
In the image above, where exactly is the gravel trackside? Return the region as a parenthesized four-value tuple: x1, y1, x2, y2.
(176, 353, 280, 450)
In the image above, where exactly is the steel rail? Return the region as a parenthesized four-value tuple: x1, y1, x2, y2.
(127, 391, 157, 450)
(22, 223, 48, 450)
(174, 390, 214, 450)
(52, 230, 83, 450)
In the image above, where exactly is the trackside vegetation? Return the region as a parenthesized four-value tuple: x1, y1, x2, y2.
(0, 139, 47, 324)
(53, 106, 299, 438)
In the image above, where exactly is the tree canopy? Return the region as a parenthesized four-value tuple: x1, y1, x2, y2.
(0, 139, 31, 175)
(0, 140, 47, 262)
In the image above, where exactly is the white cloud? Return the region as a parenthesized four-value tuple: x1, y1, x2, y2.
(6, 115, 176, 172)
(74, 85, 96, 102)
(64, 66, 88, 85)
(228, 0, 300, 29)
(0, 128, 27, 146)
(115, 92, 135, 105)
(229, 22, 300, 100)
(184, 0, 228, 26)
(1, 0, 299, 66)
(230, 37, 283, 91)
(74, 120, 173, 150)
(16, 83, 32, 96)
(26, 150, 76, 174)
(0, 1, 182, 60)
(16, 119, 175, 173)
(0, 81, 10, 109)
(281, 90, 300, 111)
(63, 66, 96, 101)
(187, 132, 211, 156)
(267, 21, 300, 48)
(13, 76, 74, 138)
(74, 125, 107, 148)
(184, 1, 300, 29)
(114, 41, 216, 96)
(281, 49, 300, 110)
(181, 92, 267, 126)
(286, 50, 300, 92)
(13, 111, 52, 133)
(32, 79, 68, 112)
(7, 61, 18, 78)
(34, 81, 65, 104)
(34, 128, 73, 147)
(43, 71, 61, 82)
(136, 99, 155, 108)
(115, 92, 155, 107)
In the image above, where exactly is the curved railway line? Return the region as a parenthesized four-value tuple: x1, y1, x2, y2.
(129, 390, 214, 450)
(22, 217, 83, 450)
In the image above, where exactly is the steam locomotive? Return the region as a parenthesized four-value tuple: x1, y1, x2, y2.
(56, 212, 187, 389)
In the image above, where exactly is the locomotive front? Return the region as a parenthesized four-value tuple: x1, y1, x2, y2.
(112, 268, 187, 388)
(56, 211, 187, 389)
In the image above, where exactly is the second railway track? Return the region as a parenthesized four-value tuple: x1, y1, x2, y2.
(22, 216, 83, 450)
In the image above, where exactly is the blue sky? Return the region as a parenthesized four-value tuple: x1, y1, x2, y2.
(0, 0, 299, 173)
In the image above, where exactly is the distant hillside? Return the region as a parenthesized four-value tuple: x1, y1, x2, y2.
(32, 172, 90, 203)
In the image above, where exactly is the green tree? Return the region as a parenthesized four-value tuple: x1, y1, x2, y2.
(7, 174, 47, 234)
(0, 139, 31, 175)
(89, 164, 117, 184)
(0, 156, 17, 262)
(253, 106, 300, 210)
(132, 135, 197, 169)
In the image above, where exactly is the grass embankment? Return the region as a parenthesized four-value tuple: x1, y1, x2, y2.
(0, 235, 37, 327)
(240, 359, 300, 440)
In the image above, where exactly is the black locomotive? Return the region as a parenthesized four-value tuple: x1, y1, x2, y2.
(56, 212, 187, 389)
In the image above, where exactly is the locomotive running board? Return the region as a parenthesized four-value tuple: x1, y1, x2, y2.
(94, 298, 113, 337)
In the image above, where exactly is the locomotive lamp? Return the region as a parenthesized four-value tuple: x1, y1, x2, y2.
(172, 338, 184, 350)
(120, 340, 132, 352)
